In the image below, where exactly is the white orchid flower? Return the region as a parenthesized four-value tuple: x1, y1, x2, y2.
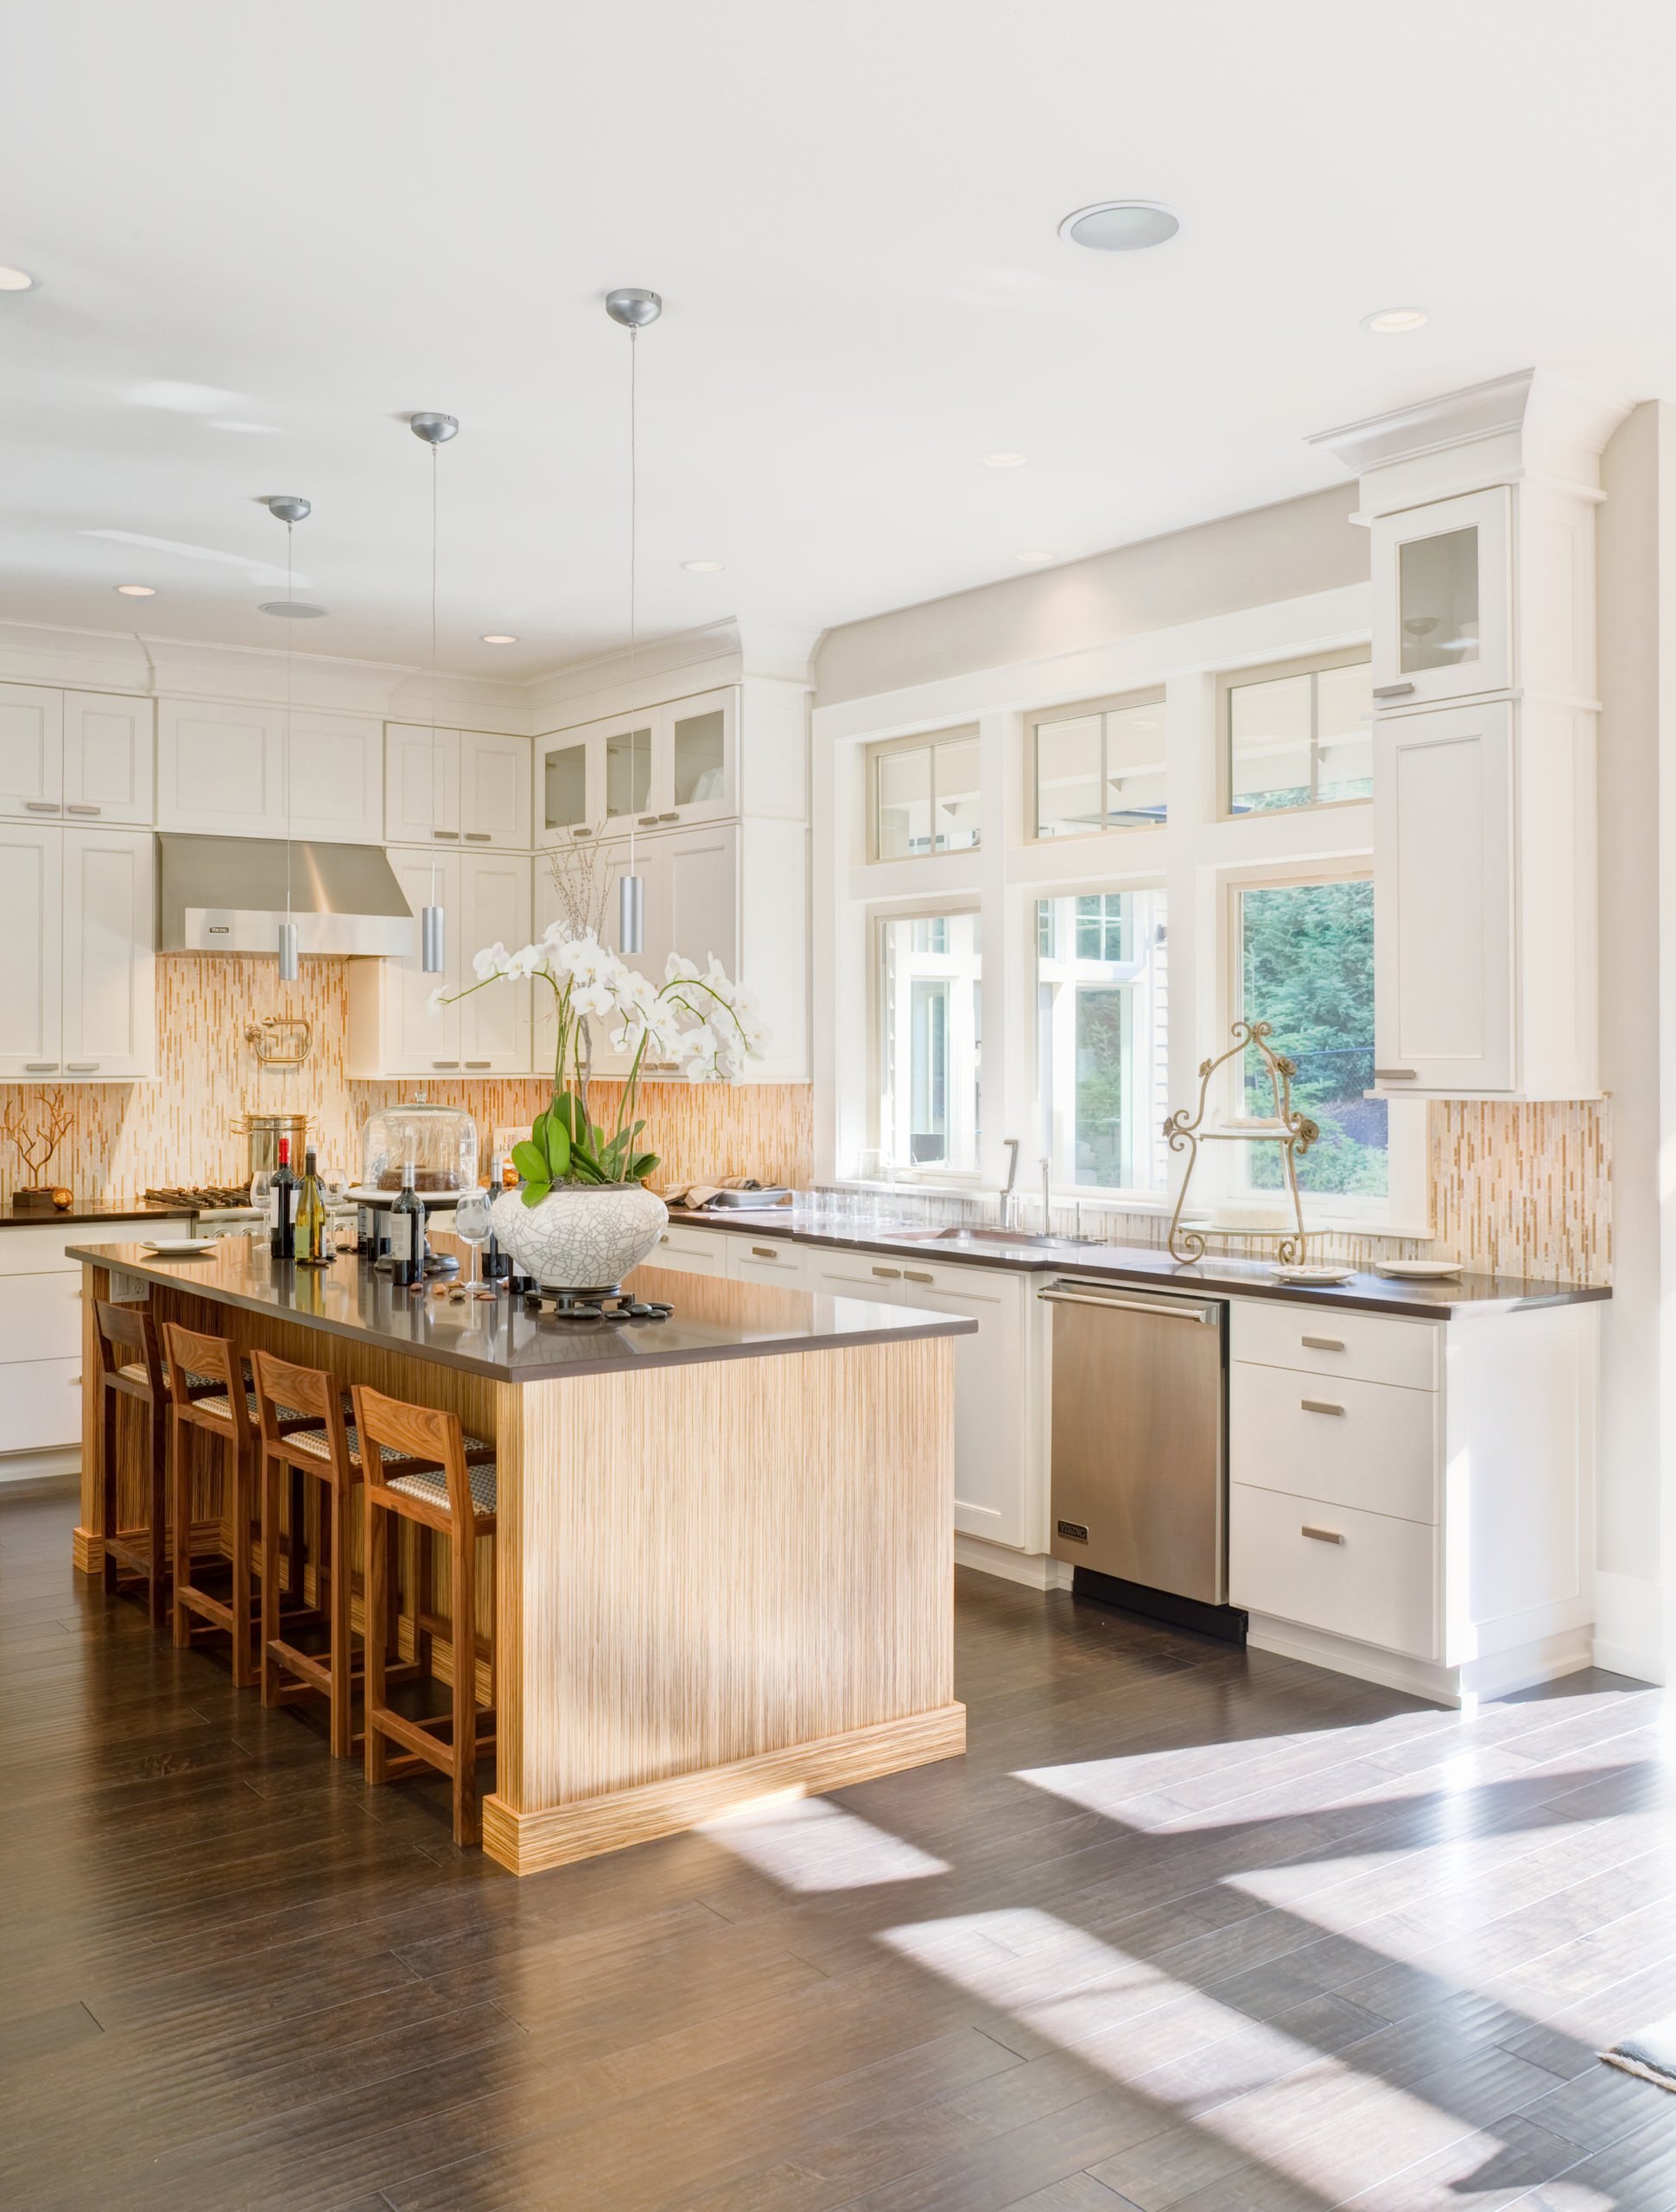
(426, 984, 450, 1017)
(472, 941, 510, 982)
(664, 950, 702, 984)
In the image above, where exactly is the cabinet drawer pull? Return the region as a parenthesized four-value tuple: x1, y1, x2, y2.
(462, 830, 492, 842)
(638, 815, 658, 828)
(24, 1062, 58, 1072)
(659, 810, 680, 822)
(1372, 682, 1416, 698)
(24, 800, 60, 813)
(1300, 1398, 1344, 1416)
(750, 1245, 778, 1260)
(65, 803, 102, 816)
(431, 828, 459, 840)
(571, 825, 594, 838)
(871, 1265, 901, 1280)
(903, 1268, 933, 1284)
(66, 1061, 99, 1072)
(1374, 1068, 1417, 1083)
(1302, 1524, 1347, 1544)
(464, 1060, 491, 1069)
(432, 1060, 460, 1070)
(1300, 1335, 1344, 1352)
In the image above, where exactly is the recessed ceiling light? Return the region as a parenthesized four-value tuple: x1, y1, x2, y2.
(480, 633, 517, 645)
(681, 558, 723, 573)
(0, 265, 36, 292)
(115, 583, 156, 597)
(1362, 306, 1429, 334)
(257, 601, 327, 619)
(1059, 200, 1179, 252)
(981, 452, 1026, 468)
(1014, 548, 1057, 565)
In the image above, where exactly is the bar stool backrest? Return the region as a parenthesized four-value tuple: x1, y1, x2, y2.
(251, 1348, 346, 1465)
(350, 1384, 475, 1528)
(162, 1320, 251, 1447)
(95, 1298, 164, 1398)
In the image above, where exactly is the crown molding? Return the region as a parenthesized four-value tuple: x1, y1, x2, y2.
(1309, 367, 1635, 480)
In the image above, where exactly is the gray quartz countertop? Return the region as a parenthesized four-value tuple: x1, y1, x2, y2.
(2, 1202, 195, 1229)
(665, 1208, 1610, 1319)
(66, 1240, 976, 1382)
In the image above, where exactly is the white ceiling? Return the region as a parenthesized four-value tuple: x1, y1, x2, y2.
(3, 0, 1673, 680)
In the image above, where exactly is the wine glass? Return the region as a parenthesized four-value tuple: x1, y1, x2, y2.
(453, 1192, 492, 1298)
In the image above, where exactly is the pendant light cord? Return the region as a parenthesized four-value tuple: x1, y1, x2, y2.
(628, 321, 638, 879)
(429, 440, 440, 909)
(283, 519, 293, 932)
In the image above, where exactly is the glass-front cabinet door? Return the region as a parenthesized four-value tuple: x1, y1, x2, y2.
(1371, 486, 1511, 708)
(665, 687, 736, 823)
(536, 732, 592, 840)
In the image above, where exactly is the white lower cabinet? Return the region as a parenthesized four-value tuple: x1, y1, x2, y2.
(808, 1248, 1032, 1548)
(644, 1222, 731, 1278)
(0, 1219, 165, 1463)
(725, 1236, 809, 1288)
(1228, 1296, 1597, 1702)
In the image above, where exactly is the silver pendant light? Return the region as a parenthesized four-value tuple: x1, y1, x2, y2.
(606, 287, 661, 956)
(410, 410, 459, 973)
(262, 494, 311, 979)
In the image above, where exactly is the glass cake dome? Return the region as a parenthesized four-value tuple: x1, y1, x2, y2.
(359, 1096, 479, 1194)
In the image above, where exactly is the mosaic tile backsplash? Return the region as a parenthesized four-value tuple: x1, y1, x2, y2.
(0, 957, 1608, 1286)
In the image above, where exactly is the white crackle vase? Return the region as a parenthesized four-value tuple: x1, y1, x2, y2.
(488, 1182, 668, 1295)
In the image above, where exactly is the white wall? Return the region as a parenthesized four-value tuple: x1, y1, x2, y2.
(1596, 398, 1676, 1683)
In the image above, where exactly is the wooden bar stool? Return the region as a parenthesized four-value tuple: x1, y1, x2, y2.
(251, 1350, 403, 1758)
(163, 1323, 321, 1688)
(352, 1384, 497, 1846)
(93, 1298, 170, 1628)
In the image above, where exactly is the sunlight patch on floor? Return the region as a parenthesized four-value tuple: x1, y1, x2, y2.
(697, 1793, 949, 1891)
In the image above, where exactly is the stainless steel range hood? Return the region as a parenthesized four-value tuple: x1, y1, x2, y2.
(157, 833, 416, 957)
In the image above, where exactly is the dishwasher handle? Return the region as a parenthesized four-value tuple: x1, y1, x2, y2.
(1038, 1283, 1221, 1326)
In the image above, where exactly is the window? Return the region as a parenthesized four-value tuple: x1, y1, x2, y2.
(1223, 655, 1372, 815)
(1035, 891, 1167, 1192)
(871, 728, 981, 858)
(1232, 875, 1386, 1199)
(878, 911, 981, 1171)
(1030, 692, 1166, 837)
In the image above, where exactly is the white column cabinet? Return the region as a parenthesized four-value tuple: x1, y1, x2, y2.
(0, 686, 63, 818)
(346, 847, 531, 1079)
(460, 730, 531, 849)
(1370, 486, 1513, 709)
(386, 724, 529, 849)
(458, 850, 532, 1071)
(0, 684, 155, 826)
(0, 823, 62, 1080)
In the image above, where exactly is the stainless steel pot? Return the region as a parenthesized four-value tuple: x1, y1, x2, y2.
(232, 1112, 309, 1183)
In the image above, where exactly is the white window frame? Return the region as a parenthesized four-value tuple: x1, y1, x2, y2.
(1031, 880, 1170, 1204)
(1217, 646, 1373, 823)
(1026, 686, 1167, 843)
(1222, 857, 1428, 1235)
(867, 724, 981, 862)
(868, 897, 985, 1183)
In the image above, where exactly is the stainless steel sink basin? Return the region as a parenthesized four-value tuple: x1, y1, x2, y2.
(886, 1225, 1060, 1247)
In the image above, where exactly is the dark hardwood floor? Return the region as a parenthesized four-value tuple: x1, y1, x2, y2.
(3, 1473, 1673, 2212)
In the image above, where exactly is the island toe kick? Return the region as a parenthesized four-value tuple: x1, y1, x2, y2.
(483, 1333, 966, 1875)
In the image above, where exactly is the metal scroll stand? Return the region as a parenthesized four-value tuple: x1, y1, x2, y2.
(1163, 1020, 1319, 1267)
(244, 1017, 314, 1071)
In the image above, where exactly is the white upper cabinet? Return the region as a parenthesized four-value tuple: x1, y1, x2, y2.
(159, 700, 381, 842)
(0, 684, 155, 825)
(60, 828, 155, 1080)
(0, 822, 155, 1082)
(457, 849, 531, 1070)
(665, 689, 737, 823)
(346, 847, 530, 1080)
(535, 687, 740, 843)
(0, 823, 62, 1079)
(386, 723, 528, 849)
(1374, 701, 1514, 1094)
(1371, 487, 1512, 709)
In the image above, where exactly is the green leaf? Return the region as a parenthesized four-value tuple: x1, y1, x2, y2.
(519, 1178, 551, 1209)
(543, 1119, 572, 1179)
(530, 1108, 549, 1159)
(630, 1150, 659, 1181)
(511, 1140, 547, 1185)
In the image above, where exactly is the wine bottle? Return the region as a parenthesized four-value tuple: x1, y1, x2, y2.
(484, 1154, 507, 1283)
(388, 1161, 425, 1290)
(269, 1138, 298, 1262)
(295, 1147, 328, 1268)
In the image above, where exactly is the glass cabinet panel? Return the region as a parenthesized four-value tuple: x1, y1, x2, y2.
(542, 740, 588, 833)
(1399, 527, 1480, 676)
(670, 707, 727, 807)
(604, 725, 653, 819)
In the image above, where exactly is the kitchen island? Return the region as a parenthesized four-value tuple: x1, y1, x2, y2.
(71, 1238, 974, 1875)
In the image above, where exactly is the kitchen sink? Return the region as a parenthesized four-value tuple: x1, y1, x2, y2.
(888, 1225, 1060, 1247)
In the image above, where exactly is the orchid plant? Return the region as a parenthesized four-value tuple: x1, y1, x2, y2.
(430, 920, 765, 1205)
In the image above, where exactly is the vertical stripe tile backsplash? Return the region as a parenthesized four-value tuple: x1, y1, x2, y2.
(0, 957, 1609, 1284)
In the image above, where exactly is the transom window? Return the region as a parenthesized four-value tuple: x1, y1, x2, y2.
(1030, 691, 1166, 838)
(1222, 654, 1372, 816)
(1035, 892, 1167, 1193)
(871, 728, 981, 859)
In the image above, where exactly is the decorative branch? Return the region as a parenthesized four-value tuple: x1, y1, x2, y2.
(1, 1086, 74, 1184)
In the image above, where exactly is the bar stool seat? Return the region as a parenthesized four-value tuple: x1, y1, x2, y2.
(354, 1383, 497, 1847)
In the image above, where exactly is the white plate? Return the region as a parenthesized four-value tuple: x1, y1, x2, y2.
(1374, 1257, 1463, 1281)
(1269, 1264, 1355, 1286)
(143, 1238, 217, 1257)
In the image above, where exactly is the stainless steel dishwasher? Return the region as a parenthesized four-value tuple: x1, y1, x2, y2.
(1041, 1278, 1241, 1637)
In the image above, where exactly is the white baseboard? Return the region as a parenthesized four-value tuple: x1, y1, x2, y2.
(955, 1535, 1070, 1591)
(1593, 1569, 1666, 1685)
(0, 1447, 79, 1485)
(1247, 1614, 1597, 1711)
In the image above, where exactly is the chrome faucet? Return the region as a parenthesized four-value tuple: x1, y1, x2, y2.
(1039, 1157, 1052, 1236)
(998, 1137, 1021, 1229)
